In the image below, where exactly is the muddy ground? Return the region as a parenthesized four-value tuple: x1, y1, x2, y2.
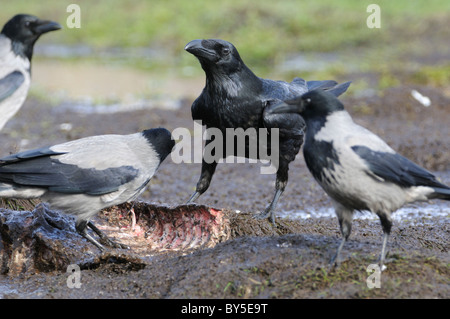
(0, 80, 448, 300)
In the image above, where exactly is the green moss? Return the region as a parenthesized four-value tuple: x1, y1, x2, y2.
(410, 65, 450, 87)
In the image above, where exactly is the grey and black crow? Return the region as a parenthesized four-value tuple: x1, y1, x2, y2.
(184, 39, 351, 224)
(266, 90, 450, 267)
(0, 14, 61, 130)
(0, 128, 175, 250)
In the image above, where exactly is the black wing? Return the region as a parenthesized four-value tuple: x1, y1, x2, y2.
(261, 78, 307, 101)
(323, 81, 352, 97)
(260, 78, 307, 138)
(262, 77, 351, 101)
(191, 91, 222, 126)
(191, 94, 207, 122)
(352, 145, 447, 189)
(0, 71, 25, 103)
(307, 80, 337, 91)
(263, 99, 305, 138)
(307, 80, 352, 97)
(0, 147, 139, 195)
(0, 146, 64, 163)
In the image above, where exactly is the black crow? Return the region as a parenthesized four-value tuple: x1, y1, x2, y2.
(0, 128, 175, 250)
(184, 38, 351, 224)
(266, 90, 450, 268)
(0, 14, 61, 130)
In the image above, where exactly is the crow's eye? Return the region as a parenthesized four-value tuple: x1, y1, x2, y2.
(25, 21, 31, 27)
(305, 98, 311, 104)
(222, 47, 230, 55)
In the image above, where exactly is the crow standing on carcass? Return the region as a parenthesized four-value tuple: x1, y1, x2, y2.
(0, 128, 174, 250)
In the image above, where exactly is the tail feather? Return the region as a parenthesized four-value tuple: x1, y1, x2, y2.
(306, 80, 351, 98)
(324, 81, 352, 97)
(430, 186, 450, 200)
(0, 183, 45, 199)
(307, 80, 338, 91)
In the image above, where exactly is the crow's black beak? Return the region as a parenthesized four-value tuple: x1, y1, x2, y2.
(185, 39, 217, 61)
(33, 19, 62, 34)
(265, 99, 304, 115)
(184, 39, 202, 52)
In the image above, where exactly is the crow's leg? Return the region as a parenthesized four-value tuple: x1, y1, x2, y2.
(330, 237, 346, 268)
(378, 213, 392, 270)
(253, 159, 288, 224)
(330, 202, 353, 267)
(87, 221, 129, 249)
(186, 159, 218, 204)
(253, 186, 284, 224)
(75, 220, 105, 251)
(74, 219, 129, 250)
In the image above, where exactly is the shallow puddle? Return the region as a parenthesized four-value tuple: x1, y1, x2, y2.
(278, 202, 449, 224)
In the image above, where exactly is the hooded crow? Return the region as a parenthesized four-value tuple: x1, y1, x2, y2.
(184, 39, 351, 224)
(0, 127, 175, 250)
(266, 90, 450, 267)
(0, 14, 61, 130)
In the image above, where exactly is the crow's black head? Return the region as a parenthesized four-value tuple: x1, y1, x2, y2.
(265, 90, 345, 121)
(142, 127, 175, 162)
(185, 39, 244, 74)
(1, 14, 61, 60)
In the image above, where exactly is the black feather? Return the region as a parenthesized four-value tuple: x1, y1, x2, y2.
(0, 71, 25, 103)
(307, 80, 337, 90)
(0, 146, 65, 163)
(142, 127, 175, 162)
(0, 152, 139, 195)
(304, 140, 340, 183)
(352, 145, 448, 189)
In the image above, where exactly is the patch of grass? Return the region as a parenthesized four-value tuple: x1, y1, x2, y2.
(410, 65, 450, 87)
(0, 198, 40, 211)
(217, 252, 450, 298)
(297, 262, 366, 290)
(351, 102, 375, 115)
(378, 71, 401, 90)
